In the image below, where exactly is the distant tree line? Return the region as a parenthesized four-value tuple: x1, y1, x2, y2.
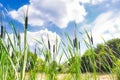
(81, 38, 120, 73)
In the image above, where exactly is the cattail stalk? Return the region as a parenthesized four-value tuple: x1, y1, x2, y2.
(7, 38, 10, 51)
(25, 16, 28, 29)
(22, 5, 29, 80)
(34, 44, 37, 56)
(90, 31, 93, 45)
(0, 12, 4, 38)
(91, 35, 93, 45)
(47, 34, 51, 50)
(25, 6, 29, 29)
(79, 41, 80, 50)
(73, 37, 77, 48)
(73, 27, 78, 48)
(17, 28, 21, 46)
(53, 44, 55, 61)
(18, 29, 20, 40)
(53, 45, 55, 53)
(1, 25, 3, 38)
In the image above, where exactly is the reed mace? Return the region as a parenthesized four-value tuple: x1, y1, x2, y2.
(90, 31, 93, 45)
(73, 27, 77, 48)
(25, 6, 29, 29)
(53, 45, 55, 53)
(79, 41, 80, 50)
(17, 28, 20, 40)
(0, 12, 3, 38)
(1, 25, 3, 38)
(17, 28, 21, 46)
(22, 6, 29, 80)
(47, 34, 51, 50)
(34, 44, 37, 56)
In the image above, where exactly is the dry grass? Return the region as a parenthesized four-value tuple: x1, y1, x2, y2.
(25, 73, 117, 80)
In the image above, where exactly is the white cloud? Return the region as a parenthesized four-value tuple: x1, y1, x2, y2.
(9, 29, 61, 52)
(79, 0, 107, 5)
(8, 0, 87, 28)
(112, 0, 120, 3)
(79, 0, 90, 3)
(8, 29, 62, 61)
(25, 29, 61, 51)
(91, 0, 106, 5)
(84, 11, 120, 45)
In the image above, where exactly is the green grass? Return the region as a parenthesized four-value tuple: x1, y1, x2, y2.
(0, 8, 120, 80)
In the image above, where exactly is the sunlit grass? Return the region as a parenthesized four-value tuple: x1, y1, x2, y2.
(0, 7, 120, 80)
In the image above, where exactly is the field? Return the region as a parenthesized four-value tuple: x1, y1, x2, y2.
(25, 73, 117, 80)
(0, 7, 120, 80)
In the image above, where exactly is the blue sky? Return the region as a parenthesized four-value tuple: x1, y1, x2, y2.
(1, 0, 120, 54)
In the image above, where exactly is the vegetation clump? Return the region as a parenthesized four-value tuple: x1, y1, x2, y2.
(0, 9, 120, 80)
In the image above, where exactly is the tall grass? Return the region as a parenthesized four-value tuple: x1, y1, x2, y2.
(0, 8, 120, 80)
(21, 5, 29, 80)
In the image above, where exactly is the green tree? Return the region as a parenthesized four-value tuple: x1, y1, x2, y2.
(82, 38, 120, 73)
(106, 38, 120, 58)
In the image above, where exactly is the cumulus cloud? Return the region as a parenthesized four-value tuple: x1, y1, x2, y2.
(112, 0, 120, 3)
(84, 11, 120, 45)
(79, 0, 90, 3)
(79, 0, 107, 4)
(9, 29, 61, 52)
(26, 29, 61, 49)
(91, 0, 106, 5)
(8, 0, 87, 28)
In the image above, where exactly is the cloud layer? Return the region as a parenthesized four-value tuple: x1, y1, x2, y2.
(1, 0, 120, 54)
(83, 11, 120, 45)
(9, 29, 61, 52)
(8, 0, 88, 28)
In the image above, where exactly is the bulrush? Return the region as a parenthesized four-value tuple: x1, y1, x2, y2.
(34, 44, 37, 56)
(73, 36, 77, 48)
(53, 44, 55, 53)
(17, 28, 20, 40)
(17, 28, 21, 46)
(25, 6, 29, 29)
(90, 31, 93, 45)
(47, 34, 51, 50)
(1, 25, 3, 38)
(0, 12, 4, 38)
(7, 38, 10, 51)
(79, 41, 80, 50)
(73, 28, 77, 48)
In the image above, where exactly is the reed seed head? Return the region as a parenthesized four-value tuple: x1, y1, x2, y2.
(18, 28, 20, 40)
(90, 31, 93, 45)
(25, 6, 29, 29)
(17, 28, 21, 46)
(25, 16, 28, 29)
(1, 25, 3, 38)
(0, 12, 4, 38)
(47, 34, 51, 50)
(73, 37, 77, 48)
(34, 47, 37, 56)
(33, 44, 37, 57)
(79, 41, 80, 49)
(91, 35, 93, 45)
(53, 45, 55, 53)
(73, 26, 78, 48)
(7, 41, 10, 50)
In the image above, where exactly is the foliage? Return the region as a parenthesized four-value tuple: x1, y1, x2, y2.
(1, 8, 120, 80)
(81, 38, 120, 73)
